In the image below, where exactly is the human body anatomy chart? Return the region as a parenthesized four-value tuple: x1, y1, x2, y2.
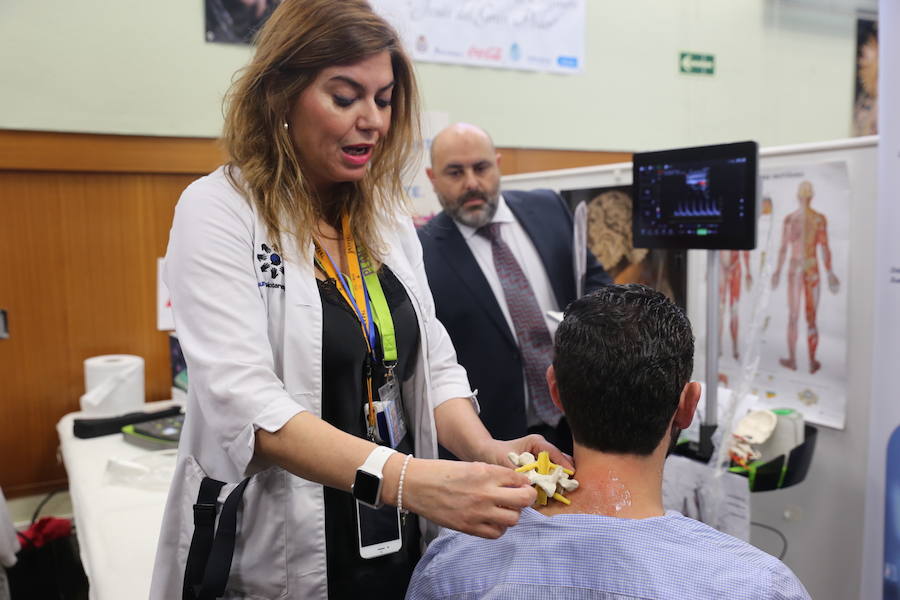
(718, 161, 850, 429)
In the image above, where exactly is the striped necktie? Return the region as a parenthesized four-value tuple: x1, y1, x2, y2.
(477, 222, 562, 426)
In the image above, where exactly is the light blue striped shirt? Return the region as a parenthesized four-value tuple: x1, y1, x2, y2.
(406, 508, 810, 600)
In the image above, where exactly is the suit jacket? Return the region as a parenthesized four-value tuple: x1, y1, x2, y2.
(418, 189, 611, 441)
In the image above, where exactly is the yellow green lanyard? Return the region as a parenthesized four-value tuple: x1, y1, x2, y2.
(314, 213, 397, 435)
(359, 248, 397, 368)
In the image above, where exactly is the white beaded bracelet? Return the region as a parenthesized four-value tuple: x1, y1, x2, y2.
(397, 454, 413, 519)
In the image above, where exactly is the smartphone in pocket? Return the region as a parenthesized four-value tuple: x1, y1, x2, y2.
(356, 501, 402, 559)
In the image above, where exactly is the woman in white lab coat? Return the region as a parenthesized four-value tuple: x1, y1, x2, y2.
(149, 1, 567, 599)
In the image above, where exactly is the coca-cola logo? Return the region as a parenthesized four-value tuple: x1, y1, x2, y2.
(467, 46, 502, 61)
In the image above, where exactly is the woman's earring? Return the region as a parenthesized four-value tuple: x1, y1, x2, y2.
(282, 121, 289, 131)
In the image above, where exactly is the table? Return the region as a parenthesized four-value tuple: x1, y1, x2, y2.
(56, 402, 178, 600)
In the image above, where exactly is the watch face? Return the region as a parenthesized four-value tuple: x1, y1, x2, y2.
(353, 470, 382, 506)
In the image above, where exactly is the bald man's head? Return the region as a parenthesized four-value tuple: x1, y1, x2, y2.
(426, 123, 502, 228)
(429, 123, 496, 166)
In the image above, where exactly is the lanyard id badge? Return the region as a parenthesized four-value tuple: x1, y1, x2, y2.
(377, 379, 407, 448)
(315, 213, 405, 445)
(361, 246, 407, 448)
(314, 215, 378, 440)
(363, 394, 407, 448)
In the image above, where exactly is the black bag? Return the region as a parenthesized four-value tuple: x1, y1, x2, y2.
(182, 477, 249, 600)
(5, 492, 89, 600)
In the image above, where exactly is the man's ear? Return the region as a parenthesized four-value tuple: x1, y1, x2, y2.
(425, 166, 436, 184)
(495, 152, 502, 169)
(674, 381, 701, 429)
(546, 365, 564, 413)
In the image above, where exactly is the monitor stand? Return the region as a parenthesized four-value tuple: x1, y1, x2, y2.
(674, 250, 718, 463)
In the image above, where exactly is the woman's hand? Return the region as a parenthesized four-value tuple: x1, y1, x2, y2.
(477, 435, 574, 472)
(433, 398, 573, 472)
(384, 457, 536, 539)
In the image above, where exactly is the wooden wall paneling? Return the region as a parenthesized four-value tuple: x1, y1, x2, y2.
(496, 147, 520, 174)
(62, 174, 151, 360)
(58, 173, 187, 404)
(498, 148, 632, 175)
(0, 170, 191, 496)
(0, 131, 629, 178)
(135, 175, 198, 402)
(0, 130, 225, 175)
(0, 172, 74, 494)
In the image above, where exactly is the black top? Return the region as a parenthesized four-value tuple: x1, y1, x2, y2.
(318, 265, 421, 599)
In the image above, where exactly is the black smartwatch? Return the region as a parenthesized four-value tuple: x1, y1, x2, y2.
(352, 445, 396, 509)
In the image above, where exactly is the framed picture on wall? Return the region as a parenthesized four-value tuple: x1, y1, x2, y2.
(561, 185, 687, 309)
(205, 0, 282, 44)
(852, 16, 878, 137)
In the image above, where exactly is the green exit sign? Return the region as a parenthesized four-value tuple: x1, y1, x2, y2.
(680, 52, 715, 75)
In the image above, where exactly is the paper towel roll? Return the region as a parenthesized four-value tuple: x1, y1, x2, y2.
(81, 355, 145, 416)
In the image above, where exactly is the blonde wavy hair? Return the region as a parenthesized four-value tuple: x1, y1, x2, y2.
(222, 0, 421, 261)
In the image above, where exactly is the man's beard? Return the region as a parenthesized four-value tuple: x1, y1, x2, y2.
(443, 190, 499, 229)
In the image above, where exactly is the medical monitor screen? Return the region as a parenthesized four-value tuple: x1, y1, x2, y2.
(632, 141, 758, 250)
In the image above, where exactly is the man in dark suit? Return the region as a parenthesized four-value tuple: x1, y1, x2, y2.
(418, 123, 610, 454)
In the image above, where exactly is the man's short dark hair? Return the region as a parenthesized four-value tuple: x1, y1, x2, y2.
(553, 284, 694, 455)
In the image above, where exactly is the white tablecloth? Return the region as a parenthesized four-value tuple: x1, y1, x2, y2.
(56, 402, 178, 600)
(0, 487, 19, 568)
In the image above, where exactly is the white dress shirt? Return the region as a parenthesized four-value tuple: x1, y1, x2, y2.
(453, 193, 560, 426)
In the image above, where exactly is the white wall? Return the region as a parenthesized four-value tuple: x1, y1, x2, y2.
(0, 0, 873, 150)
(419, 0, 864, 151)
(0, 1, 247, 137)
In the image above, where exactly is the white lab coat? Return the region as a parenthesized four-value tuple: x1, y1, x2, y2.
(149, 167, 473, 600)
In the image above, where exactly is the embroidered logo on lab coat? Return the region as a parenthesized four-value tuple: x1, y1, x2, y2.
(257, 243, 285, 290)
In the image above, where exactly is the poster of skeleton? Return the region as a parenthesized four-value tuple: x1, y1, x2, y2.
(560, 186, 687, 309)
(717, 161, 850, 429)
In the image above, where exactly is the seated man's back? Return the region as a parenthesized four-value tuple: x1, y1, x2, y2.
(408, 506, 806, 599)
(406, 284, 810, 600)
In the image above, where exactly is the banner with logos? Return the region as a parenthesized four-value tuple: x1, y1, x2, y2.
(862, 2, 900, 598)
(370, 0, 585, 74)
